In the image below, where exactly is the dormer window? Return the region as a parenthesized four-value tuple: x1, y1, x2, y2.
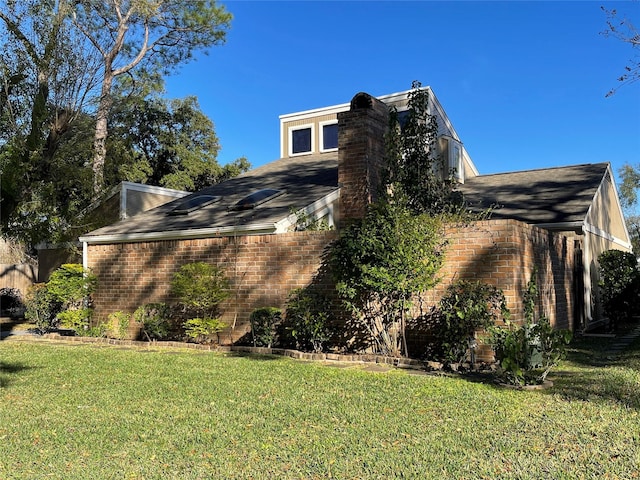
(320, 121, 338, 151)
(289, 124, 314, 156)
(168, 195, 220, 215)
(231, 189, 284, 211)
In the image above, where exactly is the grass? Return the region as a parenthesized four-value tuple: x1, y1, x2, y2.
(0, 334, 639, 479)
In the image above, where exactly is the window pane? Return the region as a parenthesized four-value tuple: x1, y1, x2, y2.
(322, 123, 338, 150)
(292, 128, 311, 154)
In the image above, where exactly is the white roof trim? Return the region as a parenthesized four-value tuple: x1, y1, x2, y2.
(583, 222, 633, 250)
(120, 181, 190, 197)
(274, 190, 340, 232)
(79, 224, 279, 245)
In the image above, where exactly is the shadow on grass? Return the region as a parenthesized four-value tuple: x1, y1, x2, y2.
(0, 361, 34, 388)
(544, 335, 640, 410)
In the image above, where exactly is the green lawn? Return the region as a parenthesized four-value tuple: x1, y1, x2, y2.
(1, 334, 639, 479)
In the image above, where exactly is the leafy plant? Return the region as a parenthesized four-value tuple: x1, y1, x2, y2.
(489, 270, 572, 386)
(249, 307, 282, 347)
(598, 249, 640, 329)
(106, 311, 131, 340)
(134, 303, 171, 341)
(171, 263, 230, 344)
(330, 201, 445, 356)
(183, 317, 226, 344)
(284, 288, 330, 353)
(435, 280, 510, 364)
(23, 283, 61, 333)
(47, 264, 97, 333)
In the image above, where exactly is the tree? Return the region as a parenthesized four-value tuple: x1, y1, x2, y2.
(619, 163, 640, 254)
(601, 6, 640, 97)
(0, 0, 100, 248)
(330, 82, 467, 357)
(107, 93, 249, 191)
(70, 0, 232, 195)
(382, 80, 464, 216)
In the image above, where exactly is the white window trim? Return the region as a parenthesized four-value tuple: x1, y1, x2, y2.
(448, 138, 464, 183)
(288, 123, 315, 157)
(319, 120, 338, 153)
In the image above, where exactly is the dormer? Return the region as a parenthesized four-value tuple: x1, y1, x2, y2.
(279, 87, 479, 183)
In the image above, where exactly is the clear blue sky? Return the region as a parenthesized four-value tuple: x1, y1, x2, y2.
(165, 0, 640, 181)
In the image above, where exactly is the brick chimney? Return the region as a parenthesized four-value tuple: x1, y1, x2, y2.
(337, 92, 389, 228)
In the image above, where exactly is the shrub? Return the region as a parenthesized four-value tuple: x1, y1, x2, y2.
(47, 264, 97, 334)
(249, 307, 282, 347)
(284, 288, 330, 353)
(24, 283, 61, 333)
(106, 311, 132, 340)
(183, 317, 226, 344)
(171, 263, 230, 344)
(435, 280, 510, 364)
(489, 270, 572, 386)
(134, 303, 171, 341)
(598, 249, 640, 328)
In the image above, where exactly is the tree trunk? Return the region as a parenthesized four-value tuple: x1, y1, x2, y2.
(92, 70, 114, 197)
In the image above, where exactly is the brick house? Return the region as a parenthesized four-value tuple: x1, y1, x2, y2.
(79, 88, 632, 353)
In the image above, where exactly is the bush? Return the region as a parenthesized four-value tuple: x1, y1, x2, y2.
(598, 249, 640, 328)
(249, 307, 281, 347)
(24, 283, 60, 333)
(489, 270, 572, 386)
(284, 288, 330, 353)
(134, 303, 171, 341)
(106, 311, 131, 340)
(435, 280, 510, 364)
(47, 264, 97, 334)
(183, 317, 226, 344)
(171, 262, 230, 344)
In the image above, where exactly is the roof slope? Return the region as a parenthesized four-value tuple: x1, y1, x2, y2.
(458, 163, 609, 225)
(82, 153, 338, 239)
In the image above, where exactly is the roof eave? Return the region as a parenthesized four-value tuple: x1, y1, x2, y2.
(79, 223, 279, 245)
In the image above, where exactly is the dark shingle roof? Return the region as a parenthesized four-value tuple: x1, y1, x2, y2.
(82, 153, 338, 238)
(458, 163, 609, 225)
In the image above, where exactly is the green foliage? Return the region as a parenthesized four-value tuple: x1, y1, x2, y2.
(284, 288, 330, 353)
(249, 307, 282, 348)
(183, 317, 226, 344)
(489, 270, 572, 386)
(106, 311, 131, 340)
(435, 280, 510, 363)
(382, 80, 464, 216)
(23, 283, 61, 333)
(171, 262, 230, 316)
(134, 303, 171, 341)
(330, 201, 445, 356)
(57, 307, 93, 332)
(171, 262, 230, 343)
(46, 263, 96, 334)
(598, 249, 640, 326)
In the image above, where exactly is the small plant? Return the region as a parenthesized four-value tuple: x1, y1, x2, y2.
(47, 264, 97, 334)
(134, 303, 171, 341)
(249, 307, 282, 347)
(284, 288, 330, 353)
(23, 283, 60, 333)
(106, 311, 132, 340)
(436, 280, 510, 364)
(183, 317, 226, 344)
(171, 262, 230, 344)
(489, 269, 572, 386)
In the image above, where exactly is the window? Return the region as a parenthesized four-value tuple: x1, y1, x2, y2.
(168, 195, 220, 215)
(396, 109, 410, 131)
(320, 122, 338, 151)
(449, 140, 464, 183)
(289, 125, 313, 156)
(230, 189, 284, 211)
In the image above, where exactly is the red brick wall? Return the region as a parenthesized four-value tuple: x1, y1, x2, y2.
(87, 220, 574, 357)
(87, 231, 337, 343)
